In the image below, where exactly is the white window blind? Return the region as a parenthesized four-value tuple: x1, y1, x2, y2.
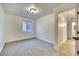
(22, 21, 32, 32)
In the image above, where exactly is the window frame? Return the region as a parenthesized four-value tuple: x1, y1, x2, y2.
(22, 21, 32, 32)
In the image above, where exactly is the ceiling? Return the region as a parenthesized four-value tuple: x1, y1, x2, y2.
(2, 3, 62, 19)
(59, 8, 76, 22)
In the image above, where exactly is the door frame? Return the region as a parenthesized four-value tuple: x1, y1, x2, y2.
(53, 3, 77, 50)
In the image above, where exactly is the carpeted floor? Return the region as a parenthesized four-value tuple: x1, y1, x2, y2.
(0, 39, 59, 56)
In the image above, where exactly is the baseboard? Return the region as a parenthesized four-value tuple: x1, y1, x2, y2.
(37, 37, 57, 49)
(53, 45, 57, 49)
(5, 37, 36, 43)
(0, 43, 5, 53)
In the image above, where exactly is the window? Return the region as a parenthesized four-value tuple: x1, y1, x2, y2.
(22, 21, 32, 32)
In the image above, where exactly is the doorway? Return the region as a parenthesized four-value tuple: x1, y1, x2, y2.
(57, 9, 76, 55)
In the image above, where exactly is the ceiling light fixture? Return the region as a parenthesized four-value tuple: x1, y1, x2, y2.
(29, 7, 37, 14)
(27, 4, 39, 14)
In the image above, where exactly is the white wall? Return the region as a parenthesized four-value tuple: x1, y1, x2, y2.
(36, 13, 56, 45)
(5, 14, 36, 43)
(58, 14, 67, 46)
(0, 4, 6, 53)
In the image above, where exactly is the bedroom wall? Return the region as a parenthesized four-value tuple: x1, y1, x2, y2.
(36, 13, 56, 45)
(5, 14, 36, 43)
(0, 4, 6, 53)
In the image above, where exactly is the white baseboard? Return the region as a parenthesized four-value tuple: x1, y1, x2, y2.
(37, 37, 57, 49)
(53, 45, 58, 50)
(0, 43, 5, 53)
(5, 37, 36, 43)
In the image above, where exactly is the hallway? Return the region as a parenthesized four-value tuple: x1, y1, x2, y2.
(58, 39, 75, 56)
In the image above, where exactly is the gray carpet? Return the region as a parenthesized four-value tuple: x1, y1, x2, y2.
(0, 39, 59, 56)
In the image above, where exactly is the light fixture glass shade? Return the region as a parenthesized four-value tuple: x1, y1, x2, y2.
(26, 4, 40, 14)
(30, 8, 37, 14)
